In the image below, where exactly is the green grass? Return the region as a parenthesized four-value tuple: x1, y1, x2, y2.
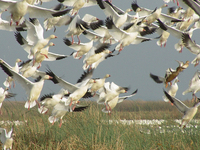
(0, 100, 200, 150)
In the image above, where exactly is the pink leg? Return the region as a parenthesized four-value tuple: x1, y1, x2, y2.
(28, 101, 30, 111)
(52, 117, 56, 125)
(119, 44, 123, 52)
(59, 119, 62, 128)
(40, 53, 48, 59)
(69, 98, 73, 107)
(164, 41, 167, 47)
(77, 35, 81, 45)
(176, 0, 179, 6)
(36, 100, 41, 108)
(71, 35, 74, 45)
(195, 61, 199, 67)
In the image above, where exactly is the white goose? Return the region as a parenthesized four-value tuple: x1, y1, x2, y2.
(67, 79, 95, 109)
(0, 87, 16, 115)
(182, 70, 200, 102)
(43, 4, 73, 32)
(97, 0, 133, 28)
(0, 10, 26, 32)
(38, 88, 69, 114)
(0, 127, 14, 150)
(164, 90, 200, 128)
(105, 17, 150, 52)
(142, 4, 168, 25)
(59, 0, 97, 16)
(19, 59, 46, 78)
(0, 59, 52, 110)
(157, 19, 199, 52)
(14, 31, 58, 60)
(65, 14, 89, 45)
(3, 58, 21, 88)
(89, 74, 111, 96)
(48, 101, 89, 127)
(0, 0, 71, 26)
(83, 43, 115, 70)
(182, 33, 200, 66)
(63, 38, 94, 59)
(96, 82, 137, 114)
(162, 77, 179, 103)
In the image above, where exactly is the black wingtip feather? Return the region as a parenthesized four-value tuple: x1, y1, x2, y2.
(131, 0, 140, 12)
(0, 61, 13, 77)
(90, 20, 104, 30)
(14, 32, 25, 45)
(63, 38, 72, 46)
(96, 0, 105, 9)
(105, 17, 114, 29)
(157, 19, 167, 31)
(73, 105, 89, 112)
(52, 8, 71, 17)
(150, 73, 163, 83)
(40, 93, 54, 101)
(163, 89, 174, 103)
(45, 66, 59, 84)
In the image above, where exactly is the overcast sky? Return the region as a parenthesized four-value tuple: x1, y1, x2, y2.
(0, 0, 200, 103)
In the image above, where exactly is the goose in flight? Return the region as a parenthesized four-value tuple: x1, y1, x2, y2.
(0, 59, 52, 110)
(0, 127, 14, 150)
(0, 0, 71, 26)
(164, 89, 200, 128)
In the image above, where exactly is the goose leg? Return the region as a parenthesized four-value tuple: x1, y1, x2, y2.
(59, 119, 62, 128)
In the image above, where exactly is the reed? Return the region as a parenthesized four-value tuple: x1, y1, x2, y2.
(0, 100, 200, 149)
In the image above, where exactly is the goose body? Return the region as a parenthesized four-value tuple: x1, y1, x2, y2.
(3, 58, 21, 88)
(0, 127, 13, 150)
(0, 0, 71, 25)
(0, 59, 52, 110)
(164, 90, 200, 128)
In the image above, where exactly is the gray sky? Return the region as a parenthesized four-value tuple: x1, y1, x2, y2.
(0, 0, 200, 102)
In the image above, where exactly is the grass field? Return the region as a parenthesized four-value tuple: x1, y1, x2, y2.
(0, 99, 200, 150)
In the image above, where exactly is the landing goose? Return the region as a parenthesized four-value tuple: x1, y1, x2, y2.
(105, 17, 151, 52)
(97, 0, 133, 28)
(0, 0, 71, 25)
(3, 58, 21, 88)
(164, 90, 200, 128)
(0, 10, 27, 31)
(48, 101, 89, 127)
(0, 87, 16, 115)
(63, 38, 94, 59)
(46, 67, 95, 97)
(83, 43, 115, 70)
(0, 127, 14, 150)
(43, 3, 73, 32)
(182, 70, 200, 102)
(132, 0, 182, 23)
(182, 33, 200, 66)
(179, 0, 200, 17)
(157, 19, 199, 52)
(67, 79, 95, 109)
(38, 88, 69, 114)
(142, 4, 168, 25)
(89, 74, 111, 96)
(19, 59, 46, 78)
(58, 0, 97, 16)
(0, 59, 52, 110)
(167, 6, 183, 18)
(14, 31, 58, 60)
(96, 82, 137, 114)
(65, 14, 89, 45)
(162, 77, 179, 103)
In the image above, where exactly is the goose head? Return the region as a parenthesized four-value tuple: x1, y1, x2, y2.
(49, 35, 58, 39)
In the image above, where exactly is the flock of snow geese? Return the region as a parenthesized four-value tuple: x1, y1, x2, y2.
(0, 0, 200, 148)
